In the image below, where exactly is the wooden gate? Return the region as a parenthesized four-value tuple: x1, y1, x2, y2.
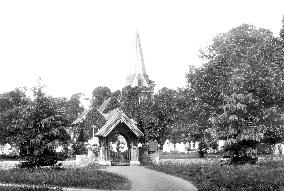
(110, 150, 131, 166)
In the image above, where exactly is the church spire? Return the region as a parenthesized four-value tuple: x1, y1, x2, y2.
(126, 32, 153, 89)
(134, 32, 147, 75)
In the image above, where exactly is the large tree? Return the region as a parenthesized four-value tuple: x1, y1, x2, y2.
(187, 24, 284, 163)
(121, 86, 179, 145)
(5, 87, 71, 167)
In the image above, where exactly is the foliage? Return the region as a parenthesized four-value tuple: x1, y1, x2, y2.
(91, 86, 112, 108)
(72, 86, 113, 141)
(0, 88, 30, 145)
(0, 164, 130, 190)
(6, 87, 71, 167)
(186, 23, 284, 163)
(121, 86, 179, 145)
(77, 128, 88, 143)
(144, 88, 179, 145)
(198, 139, 208, 158)
(65, 93, 84, 124)
(74, 84, 181, 148)
(72, 142, 87, 155)
(150, 160, 284, 191)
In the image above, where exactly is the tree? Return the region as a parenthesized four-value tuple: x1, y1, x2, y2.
(187, 24, 284, 163)
(0, 88, 29, 145)
(146, 88, 178, 145)
(120, 86, 151, 142)
(91, 86, 112, 108)
(7, 87, 71, 167)
(121, 86, 179, 146)
(65, 93, 85, 124)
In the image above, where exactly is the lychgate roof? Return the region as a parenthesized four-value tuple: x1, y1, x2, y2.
(95, 108, 144, 138)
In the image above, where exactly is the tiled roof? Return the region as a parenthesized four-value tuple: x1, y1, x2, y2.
(71, 106, 143, 138)
(71, 98, 112, 125)
(98, 97, 111, 113)
(95, 108, 144, 138)
(71, 108, 91, 125)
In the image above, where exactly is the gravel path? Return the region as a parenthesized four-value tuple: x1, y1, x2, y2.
(105, 166, 197, 191)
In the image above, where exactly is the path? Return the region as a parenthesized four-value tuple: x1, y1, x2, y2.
(105, 166, 197, 191)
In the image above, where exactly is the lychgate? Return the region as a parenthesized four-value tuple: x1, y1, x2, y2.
(95, 108, 143, 165)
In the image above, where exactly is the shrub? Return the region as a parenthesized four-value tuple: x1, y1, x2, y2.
(222, 140, 258, 165)
(198, 140, 208, 158)
(139, 148, 153, 165)
(72, 142, 87, 155)
(18, 149, 61, 168)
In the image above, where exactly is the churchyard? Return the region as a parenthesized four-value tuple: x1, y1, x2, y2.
(2, 13, 284, 191)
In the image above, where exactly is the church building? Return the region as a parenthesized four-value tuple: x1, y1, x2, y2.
(71, 32, 153, 166)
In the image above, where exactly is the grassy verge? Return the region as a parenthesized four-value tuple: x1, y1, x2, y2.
(0, 186, 62, 191)
(0, 164, 131, 190)
(149, 159, 284, 191)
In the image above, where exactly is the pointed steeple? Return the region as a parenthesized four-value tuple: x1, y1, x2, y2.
(134, 32, 147, 75)
(126, 32, 153, 88)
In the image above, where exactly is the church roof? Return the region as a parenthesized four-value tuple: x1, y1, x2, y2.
(71, 100, 144, 138)
(71, 108, 90, 125)
(71, 98, 113, 125)
(98, 97, 111, 113)
(95, 108, 144, 138)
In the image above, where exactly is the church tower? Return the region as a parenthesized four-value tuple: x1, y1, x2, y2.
(126, 32, 154, 91)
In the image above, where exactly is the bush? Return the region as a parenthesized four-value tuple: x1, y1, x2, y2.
(222, 140, 258, 165)
(18, 149, 61, 168)
(139, 148, 153, 165)
(198, 140, 208, 158)
(72, 142, 87, 155)
(0, 154, 20, 161)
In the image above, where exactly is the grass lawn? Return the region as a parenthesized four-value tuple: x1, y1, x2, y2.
(0, 163, 131, 190)
(159, 151, 199, 159)
(0, 186, 62, 191)
(149, 158, 284, 191)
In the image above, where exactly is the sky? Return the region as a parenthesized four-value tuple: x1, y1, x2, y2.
(1, 0, 284, 100)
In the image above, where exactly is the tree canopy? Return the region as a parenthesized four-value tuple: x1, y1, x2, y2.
(186, 23, 284, 162)
(1, 87, 71, 167)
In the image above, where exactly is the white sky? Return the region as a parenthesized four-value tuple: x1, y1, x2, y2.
(1, 0, 284, 99)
